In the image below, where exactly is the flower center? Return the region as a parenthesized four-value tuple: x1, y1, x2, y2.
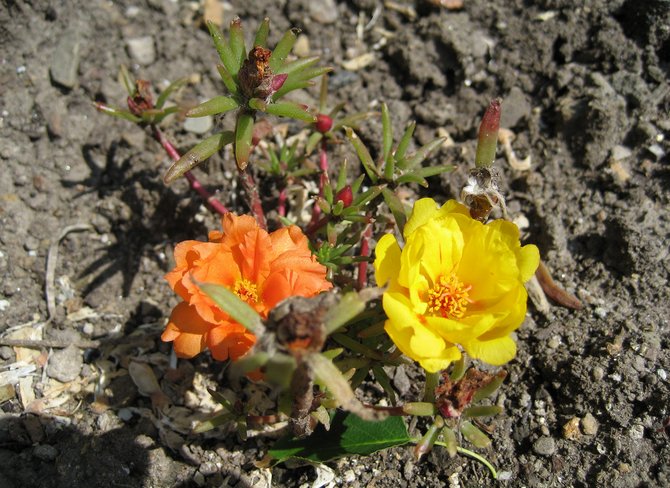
(233, 278, 258, 305)
(426, 274, 471, 319)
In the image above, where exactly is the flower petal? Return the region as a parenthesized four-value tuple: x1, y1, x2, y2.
(463, 335, 517, 366)
(162, 301, 211, 358)
(208, 322, 256, 361)
(374, 233, 401, 287)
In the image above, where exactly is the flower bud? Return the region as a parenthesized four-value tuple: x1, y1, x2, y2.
(315, 113, 333, 134)
(334, 185, 353, 208)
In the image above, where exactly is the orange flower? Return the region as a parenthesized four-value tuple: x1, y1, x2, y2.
(162, 213, 332, 361)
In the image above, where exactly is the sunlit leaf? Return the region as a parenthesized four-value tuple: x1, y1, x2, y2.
(269, 411, 410, 463)
(163, 131, 234, 184)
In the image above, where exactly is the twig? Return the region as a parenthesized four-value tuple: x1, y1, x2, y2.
(153, 126, 229, 215)
(535, 260, 583, 310)
(46, 224, 94, 320)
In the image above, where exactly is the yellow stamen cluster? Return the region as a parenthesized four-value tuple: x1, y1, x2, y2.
(234, 278, 258, 305)
(427, 274, 471, 319)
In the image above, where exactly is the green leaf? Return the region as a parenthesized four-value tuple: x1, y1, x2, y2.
(277, 56, 319, 76)
(372, 364, 396, 406)
(345, 127, 378, 183)
(94, 103, 141, 123)
(269, 411, 410, 463)
(163, 131, 234, 184)
(263, 101, 315, 122)
(216, 64, 238, 95)
(324, 291, 367, 334)
(198, 281, 264, 334)
(462, 405, 503, 418)
(207, 21, 237, 77)
(269, 28, 300, 71)
(394, 121, 415, 166)
(381, 103, 393, 168)
(460, 421, 491, 448)
(472, 371, 507, 402)
(228, 18, 246, 74)
(155, 77, 188, 109)
(235, 112, 255, 170)
(449, 356, 467, 381)
(404, 137, 446, 169)
(381, 188, 407, 234)
(187, 95, 240, 117)
(253, 18, 270, 48)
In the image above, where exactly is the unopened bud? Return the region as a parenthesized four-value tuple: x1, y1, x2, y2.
(334, 185, 353, 207)
(315, 113, 333, 134)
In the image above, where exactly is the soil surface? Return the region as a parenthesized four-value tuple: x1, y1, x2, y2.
(1, 0, 669, 487)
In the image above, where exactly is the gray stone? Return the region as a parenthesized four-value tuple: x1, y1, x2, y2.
(581, 413, 599, 436)
(532, 436, 556, 456)
(501, 87, 531, 128)
(50, 31, 80, 89)
(46, 344, 82, 382)
(33, 444, 58, 462)
(184, 115, 213, 134)
(310, 0, 338, 24)
(126, 36, 156, 65)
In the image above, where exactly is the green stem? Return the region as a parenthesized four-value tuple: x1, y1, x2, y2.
(423, 371, 439, 403)
(435, 441, 498, 479)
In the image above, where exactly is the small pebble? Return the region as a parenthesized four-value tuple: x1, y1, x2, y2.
(581, 413, 599, 436)
(592, 366, 605, 381)
(118, 408, 134, 422)
(46, 344, 82, 382)
(293, 34, 310, 57)
(497, 471, 513, 481)
(33, 444, 58, 462)
(532, 436, 556, 457)
(199, 461, 219, 476)
(628, 424, 644, 440)
(657, 369, 667, 381)
(548, 335, 562, 349)
(309, 0, 338, 24)
(50, 30, 80, 88)
(126, 36, 156, 65)
(0, 299, 10, 311)
(562, 417, 581, 440)
(184, 115, 213, 134)
(611, 145, 632, 160)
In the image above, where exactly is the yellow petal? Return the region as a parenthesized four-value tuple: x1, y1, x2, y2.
(463, 335, 517, 365)
(518, 244, 540, 282)
(403, 198, 439, 239)
(419, 346, 462, 373)
(374, 233, 401, 286)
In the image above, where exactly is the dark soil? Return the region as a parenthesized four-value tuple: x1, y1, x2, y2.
(1, 0, 669, 487)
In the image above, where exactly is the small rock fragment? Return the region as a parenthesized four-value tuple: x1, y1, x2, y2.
(532, 436, 556, 456)
(184, 115, 213, 134)
(46, 344, 82, 382)
(309, 0, 338, 24)
(126, 36, 156, 65)
(33, 444, 58, 462)
(50, 31, 80, 89)
(293, 34, 310, 58)
(581, 413, 599, 436)
(562, 417, 581, 440)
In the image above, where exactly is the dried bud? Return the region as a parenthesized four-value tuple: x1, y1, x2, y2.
(238, 46, 273, 99)
(435, 368, 504, 419)
(127, 79, 154, 116)
(315, 113, 333, 133)
(334, 185, 353, 208)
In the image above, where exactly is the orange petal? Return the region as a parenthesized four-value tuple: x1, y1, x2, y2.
(208, 322, 256, 361)
(162, 301, 213, 358)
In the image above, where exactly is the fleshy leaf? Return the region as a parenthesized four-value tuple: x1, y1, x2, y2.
(268, 411, 410, 463)
(163, 131, 234, 184)
(253, 18, 270, 48)
(235, 112, 255, 170)
(198, 281, 264, 335)
(207, 21, 237, 76)
(263, 101, 316, 122)
(187, 95, 239, 117)
(155, 77, 188, 109)
(269, 28, 299, 71)
(345, 127, 378, 183)
(461, 421, 492, 448)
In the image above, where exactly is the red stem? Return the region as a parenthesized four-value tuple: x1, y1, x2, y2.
(308, 139, 330, 229)
(239, 169, 267, 230)
(278, 186, 287, 218)
(357, 218, 372, 290)
(153, 127, 229, 216)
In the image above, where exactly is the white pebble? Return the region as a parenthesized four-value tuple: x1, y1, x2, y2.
(0, 299, 9, 311)
(657, 369, 667, 381)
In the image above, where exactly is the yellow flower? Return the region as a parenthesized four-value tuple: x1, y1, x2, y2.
(374, 198, 539, 373)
